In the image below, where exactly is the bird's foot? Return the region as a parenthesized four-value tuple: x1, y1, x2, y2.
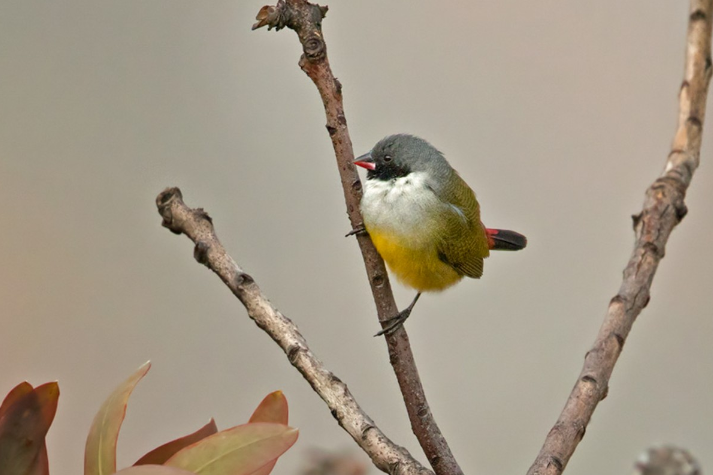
(345, 225, 367, 237)
(374, 308, 413, 337)
(374, 293, 421, 337)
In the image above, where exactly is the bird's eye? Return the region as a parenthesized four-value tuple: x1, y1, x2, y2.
(384, 155, 392, 162)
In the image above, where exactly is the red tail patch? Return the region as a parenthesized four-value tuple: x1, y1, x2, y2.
(485, 228, 527, 251)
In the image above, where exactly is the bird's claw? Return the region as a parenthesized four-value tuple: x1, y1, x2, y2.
(374, 309, 411, 337)
(345, 225, 367, 237)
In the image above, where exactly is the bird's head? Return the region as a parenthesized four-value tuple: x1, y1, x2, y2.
(354, 134, 449, 181)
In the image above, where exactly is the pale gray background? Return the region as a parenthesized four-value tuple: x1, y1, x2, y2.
(1, 1, 712, 474)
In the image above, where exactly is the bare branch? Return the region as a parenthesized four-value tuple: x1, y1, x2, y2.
(527, 2, 713, 474)
(155, 187, 431, 475)
(253, 2, 463, 475)
(633, 446, 701, 475)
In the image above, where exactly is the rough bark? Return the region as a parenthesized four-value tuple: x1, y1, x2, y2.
(253, 2, 463, 475)
(156, 188, 431, 475)
(526, 2, 713, 474)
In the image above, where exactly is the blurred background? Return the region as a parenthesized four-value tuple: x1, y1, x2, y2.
(1, 1, 712, 474)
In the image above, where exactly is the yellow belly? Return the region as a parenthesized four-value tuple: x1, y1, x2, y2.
(368, 227, 462, 292)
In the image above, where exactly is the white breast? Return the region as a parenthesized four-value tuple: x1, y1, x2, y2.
(360, 172, 445, 247)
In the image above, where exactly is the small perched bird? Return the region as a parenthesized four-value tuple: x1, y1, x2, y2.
(354, 134, 526, 335)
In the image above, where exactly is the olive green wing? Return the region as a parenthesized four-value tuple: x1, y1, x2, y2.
(432, 172, 490, 279)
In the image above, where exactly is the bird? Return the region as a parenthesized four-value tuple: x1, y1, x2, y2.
(353, 134, 527, 336)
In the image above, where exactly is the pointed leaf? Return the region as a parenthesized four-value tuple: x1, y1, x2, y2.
(247, 392, 289, 475)
(1, 383, 51, 475)
(0, 382, 34, 422)
(248, 391, 288, 425)
(115, 465, 197, 475)
(0, 382, 59, 475)
(165, 422, 298, 475)
(134, 419, 218, 466)
(85, 361, 151, 475)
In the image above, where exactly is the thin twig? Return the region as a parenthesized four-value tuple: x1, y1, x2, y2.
(526, 2, 713, 474)
(155, 187, 431, 475)
(253, 2, 463, 475)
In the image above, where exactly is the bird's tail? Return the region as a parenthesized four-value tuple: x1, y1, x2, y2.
(485, 228, 527, 251)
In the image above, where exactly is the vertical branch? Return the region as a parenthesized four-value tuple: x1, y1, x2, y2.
(526, 1, 713, 474)
(253, 2, 464, 475)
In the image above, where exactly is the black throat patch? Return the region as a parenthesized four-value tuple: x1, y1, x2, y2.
(367, 163, 411, 181)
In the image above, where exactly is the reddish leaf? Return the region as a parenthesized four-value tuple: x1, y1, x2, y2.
(25, 443, 49, 475)
(115, 465, 197, 475)
(0, 382, 34, 421)
(0, 382, 59, 475)
(85, 361, 151, 475)
(1, 382, 51, 475)
(247, 392, 289, 475)
(165, 422, 298, 475)
(134, 419, 218, 466)
(248, 391, 288, 425)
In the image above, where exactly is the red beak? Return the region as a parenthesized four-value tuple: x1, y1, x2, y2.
(354, 152, 376, 170)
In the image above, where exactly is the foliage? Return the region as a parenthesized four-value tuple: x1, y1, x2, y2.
(0, 362, 297, 475)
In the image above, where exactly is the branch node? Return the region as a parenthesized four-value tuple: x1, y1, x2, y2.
(252, 4, 285, 31)
(631, 212, 643, 230)
(548, 456, 564, 472)
(691, 9, 707, 21)
(157, 187, 184, 234)
(193, 241, 211, 265)
(600, 385, 609, 400)
(330, 373, 344, 386)
(577, 424, 586, 441)
(195, 208, 212, 223)
(613, 332, 625, 352)
(252, 1, 329, 63)
(304, 35, 326, 61)
(686, 115, 703, 129)
(235, 272, 255, 287)
(361, 423, 376, 440)
(158, 186, 182, 205)
(642, 241, 662, 259)
(286, 344, 302, 364)
(675, 203, 689, 222)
